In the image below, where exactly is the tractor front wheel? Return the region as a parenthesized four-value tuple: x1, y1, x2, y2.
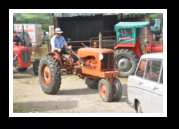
(98, 79, 113, 102)
(38, 55, 61, 94)
(112, 78, 123, 101)
(85, 77, 99, 89)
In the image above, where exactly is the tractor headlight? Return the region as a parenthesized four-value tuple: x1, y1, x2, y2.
(99, 53, 103, 60)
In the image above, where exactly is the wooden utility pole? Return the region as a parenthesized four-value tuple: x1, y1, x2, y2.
(99, 32, 102, 48)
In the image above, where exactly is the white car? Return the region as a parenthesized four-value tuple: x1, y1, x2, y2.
(128, 53, 163, 113)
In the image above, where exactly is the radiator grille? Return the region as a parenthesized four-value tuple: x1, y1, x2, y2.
(101, 53, 114, 71)
(21, 50, 30, 64)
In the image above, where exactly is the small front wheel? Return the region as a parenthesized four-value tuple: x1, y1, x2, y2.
(98, 79, 113, 102)
(112, 78, 123, 101)
(85, 77, 99, 89)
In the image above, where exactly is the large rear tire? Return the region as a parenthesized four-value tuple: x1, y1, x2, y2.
(114, 49, 138, 77)
(38, 55, 61, 94)
(98, 79, 113, 102)
(85, 77, 99, 89)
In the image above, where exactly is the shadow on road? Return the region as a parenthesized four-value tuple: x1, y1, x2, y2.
(13, 100, 78, 113)
(58, 88, 98, 95)
(58, 84, 128, 97)
(13, 75, 33, 79)
(13, 67, 36, 79)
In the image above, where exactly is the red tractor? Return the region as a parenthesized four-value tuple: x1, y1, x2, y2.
(13, 31, 32, 71)
(114, 21, 163, 77)
(38, 47, 122, 102)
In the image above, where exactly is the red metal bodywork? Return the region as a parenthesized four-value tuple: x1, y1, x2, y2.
(114, 39, 163, 57)
(49, 50, 76, 74)
(13, 44, 31, 68)
(114, 24, 163, 58)
(145, 43, 163, 53)
(114, 38, 142, 58)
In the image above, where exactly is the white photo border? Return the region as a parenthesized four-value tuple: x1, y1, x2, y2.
(9, 9, 167, 117)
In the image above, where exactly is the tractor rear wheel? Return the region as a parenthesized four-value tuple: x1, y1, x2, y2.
(98, 79, 113, 102)
(85, 77, 99, 89)
(112, 78, 123, 101)
(38, 55, 61, 94)
(114, 49, 138, 77)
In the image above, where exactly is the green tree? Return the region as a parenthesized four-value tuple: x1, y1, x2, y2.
(14, 13, 53, 31)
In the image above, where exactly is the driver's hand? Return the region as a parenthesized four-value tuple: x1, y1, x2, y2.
(57, 48, 61, 52)
(54, 48, 61, 52)
(68, 45, 72, 49)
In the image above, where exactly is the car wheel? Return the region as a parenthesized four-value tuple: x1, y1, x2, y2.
(136, 102, 143, 113)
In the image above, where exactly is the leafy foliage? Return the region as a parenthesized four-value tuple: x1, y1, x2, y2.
(14, 13, 53, 31)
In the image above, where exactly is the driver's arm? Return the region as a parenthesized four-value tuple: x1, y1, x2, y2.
(64, 42, 69, 49)
(50, 36, 56, 52)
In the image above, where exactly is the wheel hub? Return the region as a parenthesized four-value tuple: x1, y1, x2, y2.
(117, 58, 131, 70)
(43, 65, 52, 85)
(99, 84, 106, 97)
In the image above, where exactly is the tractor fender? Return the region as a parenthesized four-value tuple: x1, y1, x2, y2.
(114, 43, 135, 50)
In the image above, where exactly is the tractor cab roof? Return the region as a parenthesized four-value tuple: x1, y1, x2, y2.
(115, 21, 149, 30)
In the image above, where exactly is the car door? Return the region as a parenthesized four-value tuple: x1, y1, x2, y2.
(142, 59, 163, 113)
(128, 58, 162, 113)
(128, 59, 152, 111)
(146, 64, 163, 113)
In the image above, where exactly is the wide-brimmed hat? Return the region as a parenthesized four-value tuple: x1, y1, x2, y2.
(55, 28, 63, 34)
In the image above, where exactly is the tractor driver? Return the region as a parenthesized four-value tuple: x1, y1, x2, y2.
(50, 27, 71, 53)
(50, 28, 79, 63)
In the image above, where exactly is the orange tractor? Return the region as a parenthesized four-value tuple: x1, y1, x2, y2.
(38, 47, 122, 102)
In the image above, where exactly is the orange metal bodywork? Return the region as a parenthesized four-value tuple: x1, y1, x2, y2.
(48, 48, 118, 79)
(77, 48, 118, 78)
(81, 67, 118, 78)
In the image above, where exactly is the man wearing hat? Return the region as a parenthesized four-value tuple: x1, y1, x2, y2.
(50, 27, 71, 53)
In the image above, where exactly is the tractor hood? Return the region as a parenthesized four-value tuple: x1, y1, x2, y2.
(77, 48, 113, 58)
